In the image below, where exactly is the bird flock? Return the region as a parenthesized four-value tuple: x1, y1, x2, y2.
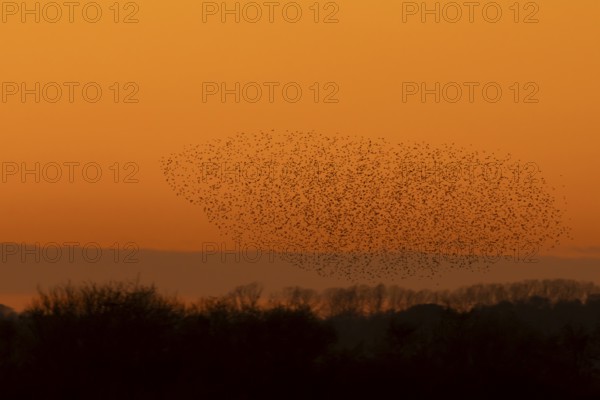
(161, 131, 570, 281)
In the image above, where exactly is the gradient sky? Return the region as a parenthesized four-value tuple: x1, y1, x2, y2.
(0, 1, 599, 308)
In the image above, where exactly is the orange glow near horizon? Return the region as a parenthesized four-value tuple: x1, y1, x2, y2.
(0, 1, 599, 303)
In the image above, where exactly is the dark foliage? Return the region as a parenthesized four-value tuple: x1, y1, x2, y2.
(1, 280, 600, 399)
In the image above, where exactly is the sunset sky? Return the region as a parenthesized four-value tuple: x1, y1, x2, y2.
(0, 1, 598, 308)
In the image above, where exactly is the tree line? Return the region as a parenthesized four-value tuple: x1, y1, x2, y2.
(1, 279, 600, 398)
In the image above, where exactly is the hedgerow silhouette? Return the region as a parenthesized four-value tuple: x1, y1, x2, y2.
(1, 279, 600, 399)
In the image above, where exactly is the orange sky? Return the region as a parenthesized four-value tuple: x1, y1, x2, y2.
(0, 1, 599, 309)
